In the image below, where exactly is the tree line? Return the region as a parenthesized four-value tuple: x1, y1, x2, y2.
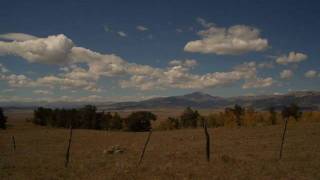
(0, 103, 306, 131)
(32, 105, 156, 132)
(159, 103, 303, 130)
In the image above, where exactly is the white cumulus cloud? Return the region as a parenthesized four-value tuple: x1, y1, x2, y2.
(0, 33, 38, 41)
(0, 34, 74, 64)
(184, 19, 268, 55)
(242, 77, 273, 89)
(280, 69, 293, 79)
(136, 25, 148, 31)
(304, 70, 317, 78)
(276, 51, 307, 65)
(117, 31, 127, 37)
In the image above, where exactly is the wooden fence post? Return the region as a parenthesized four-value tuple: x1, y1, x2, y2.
(279, 118, 288, 160)
(138, 129, 152, 165)
(203, 119, 210, 162)
(12, 136, 16, 152)
(65, 120, 73, 167)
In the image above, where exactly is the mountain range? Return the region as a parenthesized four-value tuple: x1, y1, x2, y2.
(102, 91, 320, 110)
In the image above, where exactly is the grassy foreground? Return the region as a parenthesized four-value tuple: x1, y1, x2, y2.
(1, 112, 320, 179)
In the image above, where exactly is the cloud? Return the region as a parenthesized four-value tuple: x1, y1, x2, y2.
(121, 61, 273, 90)
(0, 34, 74, 64)
(196, 17, 214, 28)
(1, 64, 34, 88)
(117, 31, 127, 37)
(36, 74, 101, 92)
(2, 89, 15, 93)
(176, 28, 183, 33)
(242, 77, 273, 89)
(276, 51, 307, 65)
(0, 94, 111, 103)
(168, 59, 197, 67)
(184, 19, 268, 55)
(103, 25, 112, 32)
(136, 25, 148, 31)
(0, 63, 100, 92)
(304, 70, 317, 78)
(258, 61, 274, 69)
(0, 33, 38, 41)
(33, 90, 52, 95)
(3, 74, 34, 87)
(0, 95, 33, 102)
(0, 33, 273, 92)
(280, 69, 293, 79)
(0, 63, 9, 73)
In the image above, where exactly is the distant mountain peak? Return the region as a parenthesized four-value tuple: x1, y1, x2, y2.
(180, 91, 221, 102)
(184, 91, 211, 97)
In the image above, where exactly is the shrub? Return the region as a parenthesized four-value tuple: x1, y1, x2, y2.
(159, 117, 180, 130)
(223, 108, 237, 127)
(206, 113, 224, 128)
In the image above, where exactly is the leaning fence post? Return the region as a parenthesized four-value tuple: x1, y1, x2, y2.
(279, 117, 288, 160)
(138, 129, 152, 165)
(203, 119, 210, 162)
(65, 120, 73, 167)
(12, 136, 16, 152)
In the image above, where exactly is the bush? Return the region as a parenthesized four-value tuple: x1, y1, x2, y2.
(206, 113, 224, 128)
(125, 111, 156, 132)
(180, 107, 199, 128)
(282, 103, 302, 121)
(0, 107, 7, 129)
(159, 117, 180, 130)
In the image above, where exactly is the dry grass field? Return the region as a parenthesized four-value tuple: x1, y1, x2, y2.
(1, 111, 320, 179)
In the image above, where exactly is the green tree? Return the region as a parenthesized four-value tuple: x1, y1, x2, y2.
(231, 104, 245, 127)
(168, 117, 180, 129)
(125, 111, 156, 131)
(162, 117, 180, 130)
(268, 106, 277, 125)
(33, 107, 52, 126)
(79, 105, 97, 129)
(100, 112, 112, 130)
(180, 107, 199, 128)
(109, 112, 123, 130)
(0, 107, 7, 129)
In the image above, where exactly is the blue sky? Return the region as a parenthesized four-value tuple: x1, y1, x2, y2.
(0, 0, 319, 102)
